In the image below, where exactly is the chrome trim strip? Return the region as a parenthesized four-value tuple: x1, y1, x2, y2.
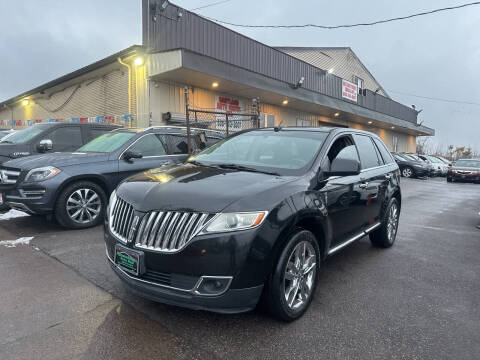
(105, 247, 232, 296)
(327, 222, 381, 255)
(364, 222, 381, 234)
(192, 276, 234, 297)
(148, 212, 164, 247)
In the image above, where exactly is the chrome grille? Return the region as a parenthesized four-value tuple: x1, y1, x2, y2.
(109, 196, 137, 244)
(0, 169, 21, 184)
(135, 211, 211, 253)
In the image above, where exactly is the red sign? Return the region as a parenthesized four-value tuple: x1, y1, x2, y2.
(216, 96, 242, 113)
(342, 80, 358, 102)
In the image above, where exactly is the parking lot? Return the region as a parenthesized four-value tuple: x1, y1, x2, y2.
(1, 177, 479, 360)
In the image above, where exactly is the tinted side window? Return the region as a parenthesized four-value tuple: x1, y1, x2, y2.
(49, 126, 83, 151)
(327, 136, 359, 164)
(373, 138, 395, 164)
(353, 134, 382, 169)
(129, 134, 167, 156)
(163, 134, 194, 154)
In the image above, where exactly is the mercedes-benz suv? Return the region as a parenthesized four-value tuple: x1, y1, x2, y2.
(105, 127, 401, 321)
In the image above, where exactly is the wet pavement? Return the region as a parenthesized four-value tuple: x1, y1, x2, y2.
(0, 177, 479, 359)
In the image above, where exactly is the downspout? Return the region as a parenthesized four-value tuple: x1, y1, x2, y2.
(117, 57, 132, 114)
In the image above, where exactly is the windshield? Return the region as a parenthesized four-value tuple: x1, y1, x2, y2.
(0, 124, 50, 144)
(454, 160, 480, 168)
(77, 131, 136, 153)
(426, 155, 442, 163)
(190, 130, 328, 175)
(404, 154, 422, 162)
(0, 131, 9, 139)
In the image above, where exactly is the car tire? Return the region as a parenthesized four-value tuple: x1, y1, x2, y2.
(262, 228, 320, 322)
(401, 167, 414, 178)
(370, 197, 400, 248)
(447, 177, 453, 183)
(55, 181, 107, 229)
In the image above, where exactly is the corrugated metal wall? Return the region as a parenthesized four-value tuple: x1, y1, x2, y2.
(0, 67, 129, 122)
(277, 48, 389, 98)
(144, 1, 417, 124)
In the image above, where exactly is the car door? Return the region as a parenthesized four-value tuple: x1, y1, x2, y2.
(318, 135, 366, 246)
(117, 133, 173, 181)
(352, 134, 385, 228)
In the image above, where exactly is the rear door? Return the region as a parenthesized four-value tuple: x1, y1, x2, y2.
(352, 134, 386, 227)
(117, 133, 172, 181)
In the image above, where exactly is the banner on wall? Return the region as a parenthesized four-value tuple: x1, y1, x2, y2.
(341, 80, 358, 102)
(214, 95, 244, 132)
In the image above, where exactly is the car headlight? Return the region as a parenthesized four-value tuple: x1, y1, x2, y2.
(200, 211, 268, 234)
(24, 166, 61, 182)
(108, 190, 117, 219)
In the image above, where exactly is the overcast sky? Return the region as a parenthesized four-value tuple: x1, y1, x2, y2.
(1, 0, 479, 149)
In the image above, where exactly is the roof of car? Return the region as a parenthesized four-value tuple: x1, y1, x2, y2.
(29, 122, 120, 128)
(112, 126, 225, 136)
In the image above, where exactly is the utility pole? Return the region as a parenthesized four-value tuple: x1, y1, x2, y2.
(184, 86, 191, 155)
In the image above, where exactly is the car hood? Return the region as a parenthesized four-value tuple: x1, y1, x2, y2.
(116, 164, 299, 213)
(0, 143, 31, 164)
(451, 166, 480, 172)
(1, 152, 110, 170)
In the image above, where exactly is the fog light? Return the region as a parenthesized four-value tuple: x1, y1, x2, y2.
(193, 276, 232, 296)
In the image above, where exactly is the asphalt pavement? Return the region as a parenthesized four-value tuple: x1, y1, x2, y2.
(0, 177, 479, 360)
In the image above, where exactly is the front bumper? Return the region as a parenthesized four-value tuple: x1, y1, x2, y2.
(104, 218, 268, 313)
(449, 172, 480, 182)
(0, 184, 54, 214)
(107, 249, 263, 313)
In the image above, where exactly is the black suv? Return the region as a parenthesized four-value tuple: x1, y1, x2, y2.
(0, 122, 119, 164)
(0, 126, 223, 228)
(105, 127, 401, 321)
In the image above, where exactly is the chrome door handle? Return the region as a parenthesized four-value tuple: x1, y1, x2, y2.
(359, 182, 368, 189)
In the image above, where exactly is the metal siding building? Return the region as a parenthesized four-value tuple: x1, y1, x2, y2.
(0, 1, 434, 153)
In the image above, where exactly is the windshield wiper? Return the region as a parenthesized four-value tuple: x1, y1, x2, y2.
(215, 163, 280, 176)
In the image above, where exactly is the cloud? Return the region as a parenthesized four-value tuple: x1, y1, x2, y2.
(1, 0, 479, 147)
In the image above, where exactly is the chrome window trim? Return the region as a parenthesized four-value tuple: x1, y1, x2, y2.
(106, 247, 232, 296)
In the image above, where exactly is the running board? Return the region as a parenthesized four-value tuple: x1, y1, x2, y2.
(327, 222, 381, 255)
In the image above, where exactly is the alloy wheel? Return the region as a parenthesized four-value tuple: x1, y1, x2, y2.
(387, 203, 399, 242)
(402, 168, 413, 178)
(283, 241, 317, 311)
(66, 188, 102, 224)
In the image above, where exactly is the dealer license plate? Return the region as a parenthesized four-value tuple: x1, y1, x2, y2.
(114, 245, 144, 276)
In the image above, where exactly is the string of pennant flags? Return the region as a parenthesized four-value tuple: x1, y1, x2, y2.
(3, 113, 139, 128)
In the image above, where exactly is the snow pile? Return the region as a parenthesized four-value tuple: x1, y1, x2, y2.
(0, 209, 29, 220)
(0, 237, 34, 248)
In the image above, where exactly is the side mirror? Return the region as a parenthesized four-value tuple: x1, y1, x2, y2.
(37, 139, 53, 152)
(123, 150, 143, 161)
(325, 158, 361, 177)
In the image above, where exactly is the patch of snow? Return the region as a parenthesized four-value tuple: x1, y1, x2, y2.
(0, 209, 29, 220)
(0, 237, 34, 248)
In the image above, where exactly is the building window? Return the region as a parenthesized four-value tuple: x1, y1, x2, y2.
(355, 76, 364, 94)
(266, 114, 275, 127)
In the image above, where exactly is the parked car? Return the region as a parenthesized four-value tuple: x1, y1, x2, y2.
(418, 154, 448, 176)
(105, 127, 401, 321)
(0, 122, 119, 164)
(447, 158, 480, 183)
(0, 129, 15, 140)
(402, 153, 435, 176)
(434, 156, 452, 165)
(391, 152, 430, 178)
(0, 126, 223, 228)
